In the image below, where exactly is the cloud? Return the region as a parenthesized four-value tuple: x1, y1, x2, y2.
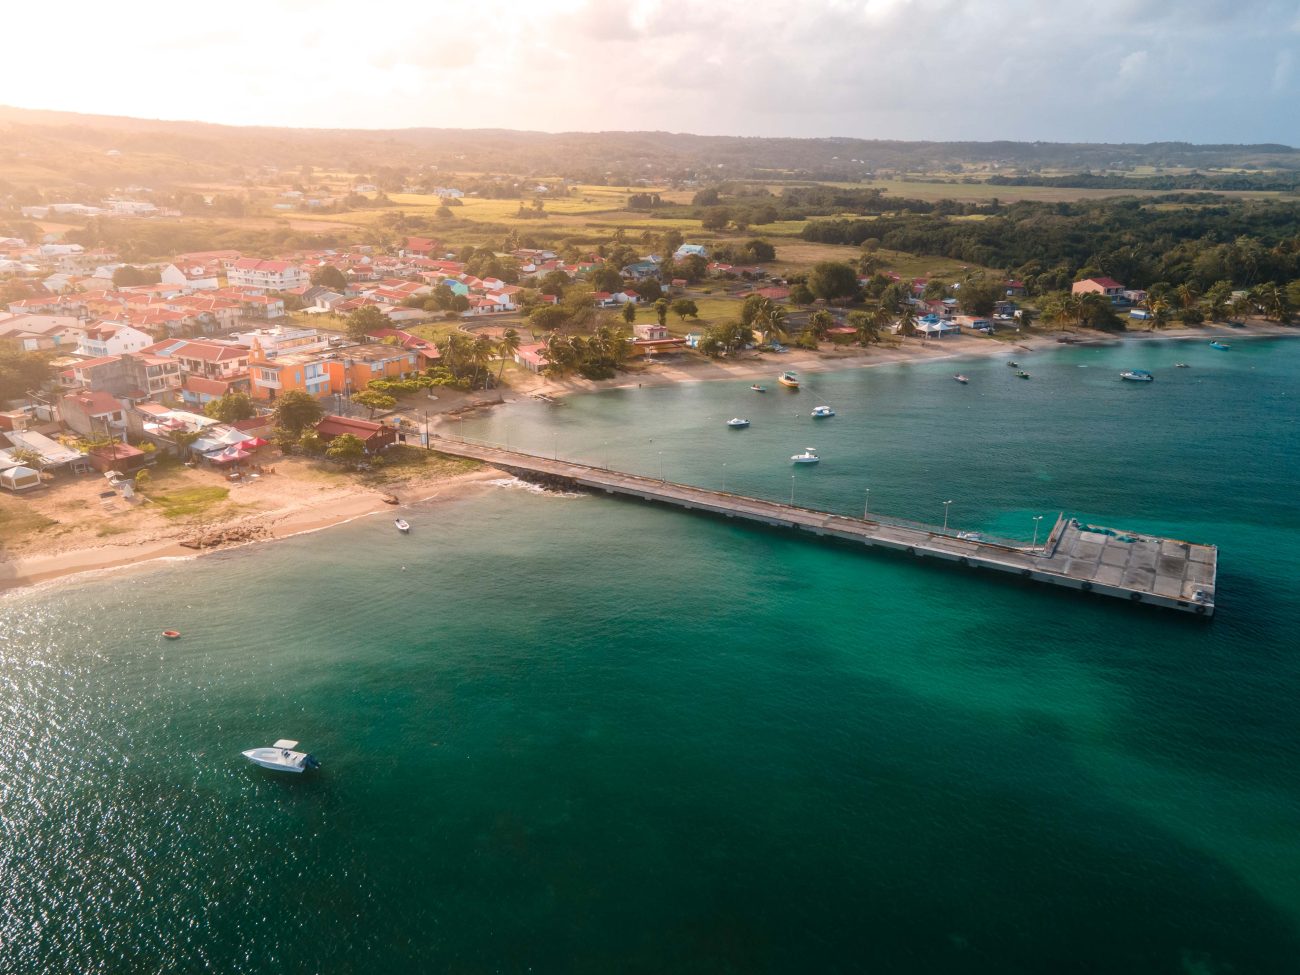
(0, 0, 1297, 143)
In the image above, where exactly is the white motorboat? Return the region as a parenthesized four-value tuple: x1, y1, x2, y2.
(811, 405, 835, 418)
(727, 417, 750, 428)
(1120, 370, 1154, 382)
(791, 448, 820, 464)
(241, 739, 320, 774)
(394, 518, 411, 532)
(778, 371, 800, 389)
(953, 374, 969, 384)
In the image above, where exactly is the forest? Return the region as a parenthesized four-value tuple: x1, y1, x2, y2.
(801, 198, 1300, 294)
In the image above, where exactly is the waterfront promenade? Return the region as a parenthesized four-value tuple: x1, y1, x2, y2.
(430, 435, 1219, 616)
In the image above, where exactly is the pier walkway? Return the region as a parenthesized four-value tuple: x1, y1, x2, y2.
(430, 436, 1218, 616)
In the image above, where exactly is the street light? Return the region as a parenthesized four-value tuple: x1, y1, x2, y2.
(659, 449, 664, 481)
(790, 474, 796, 505)
(942, 500, 953, 532)
(1032, 514, 1044, 549)
(863, 488, 870, 519)
(722, 462, 727, 493)
(604, 439, 609, 470)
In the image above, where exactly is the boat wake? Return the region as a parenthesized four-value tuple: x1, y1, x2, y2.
(486, 477, 584, 499)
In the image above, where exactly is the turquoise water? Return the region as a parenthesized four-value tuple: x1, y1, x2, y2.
(3, 337, 1299, 973)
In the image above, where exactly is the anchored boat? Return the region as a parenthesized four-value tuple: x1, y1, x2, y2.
(811, 405, 835, 418)
(727, 417, 750, 428)
(394, 518, 411, 533)
(953, 374, 969, 384)
(750, 383, 767, 393)
(791, 448, 820, 464)
(1210, 341, 1231, 351)
(778, 371, 800, 389)
(1120, 369, 1154, 382)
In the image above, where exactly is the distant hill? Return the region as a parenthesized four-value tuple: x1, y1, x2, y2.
(1, 104, 1298, 194)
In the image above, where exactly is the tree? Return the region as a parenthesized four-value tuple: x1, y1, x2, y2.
(530, 305, 569, 331)
(807, 261, 859, 301)
(497, 328, 522, 382)
(205, 392, 256, 423)
(956, 279, 1001, 317)
(112, 265, 162, 287)
(1203, 280, 1232, 322)
(620, 302, 636, 325)
(743, 239, 776, 262)
(589, 266, 624, 293)
(635, 277, 663, 303)
(701, 207, 730, 231)
(353, 389, 397, 418)
(790, 283, 815, 305)
(9, 446, 43, 470)
(922, 280, 950, 300)
(679, 254, 708, 283)
(751, 299, 788, 343)
(655, 298, 669, 327)
(346, 304, 391, 341)
(272, 389, 324, 435)
(670, 298, 699, 320)
(311, 265, 348, 290)
(538, 269, 572, 295)
(325, 433, 367, 465)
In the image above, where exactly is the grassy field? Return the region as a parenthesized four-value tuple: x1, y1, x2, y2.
(150, 486, 230, 519)
(859, 178, 1287, 203)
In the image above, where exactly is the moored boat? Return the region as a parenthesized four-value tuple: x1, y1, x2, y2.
(811, 405, 835, 418)
(1210, 341, 1230, 350)
(1120, 369, 1154, 382)
(953, 374, 969, 384)
(750, 384, 767, 392)
(394, 518, 410, 533)
(241, 739, 321, 774)
(790, 448, 820, 464)
(778, 371, 799, 389)
(1174, 362, 1190, 368)
(1007, 360, 1020, 368)
(727, 417, 750, 428)
(1016, 370, 1031, 379)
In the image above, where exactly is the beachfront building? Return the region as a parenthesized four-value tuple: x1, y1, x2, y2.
(314, 415, 396, 454)
(60, 389, 130, 438)
(247, 344, 332, 402)
(322, 344, 421, 396)
(1071, 277, 1126, 302)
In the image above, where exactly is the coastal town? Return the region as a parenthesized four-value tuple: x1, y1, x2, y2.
(2, 192, 1294, 588)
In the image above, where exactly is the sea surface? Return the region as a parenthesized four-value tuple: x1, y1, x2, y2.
(3, 337, 1299, 973)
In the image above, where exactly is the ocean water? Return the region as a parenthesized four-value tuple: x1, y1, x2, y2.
(3, 337, 1299, 973)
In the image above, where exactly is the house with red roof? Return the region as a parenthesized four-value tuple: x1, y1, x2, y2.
(363, 328, 441, 365)
(1071, 277, 1125, 300)
(403, 237, 438, 257)
(314, 415, 396, 453)
(60, 389, 129, 438)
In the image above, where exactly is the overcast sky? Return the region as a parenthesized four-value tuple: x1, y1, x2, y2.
(4, 0, 1298, 144)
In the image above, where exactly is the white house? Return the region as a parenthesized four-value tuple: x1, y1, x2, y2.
(160, 263, 220, 291)
(226, 258, 307, 291)
(75, 321, 154, 358)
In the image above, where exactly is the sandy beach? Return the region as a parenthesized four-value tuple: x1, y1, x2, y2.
(4, 319, 1293, 596)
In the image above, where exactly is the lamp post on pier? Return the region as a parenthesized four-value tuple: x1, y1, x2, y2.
(863, 488, 870, 519)
(722, 462, 727, 493)
(790, 474, 796, 505)
(942, 500, 953, 532)
(659, 450, 664, 482)
(1032, 514, 1044, 550)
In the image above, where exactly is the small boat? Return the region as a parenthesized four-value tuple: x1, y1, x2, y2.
(394, 518, 411, 533)
(1120, 369, 1154, 382)
(726, 417, 750, 428)
(791, 448, 820, 464)
(750, 384, 767, 393)
(1007, 360, 1020, 368)
(1174, 362, 1190, 368)
(241, 739, 321, 774)
(778, 371, 800, 389)
(953, 374, 969, 384)
(1016, 370, 1031, 379)
(162, 629, 181, 640)
(1210, 341, 1230, 351)
(811, 405, 835, 418)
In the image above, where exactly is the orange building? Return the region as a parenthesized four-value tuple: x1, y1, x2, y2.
(246, 339, 332, 401)
(322, 344, 421, 397)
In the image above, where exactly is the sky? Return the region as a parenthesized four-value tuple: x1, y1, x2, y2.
(3, 0, 1299, 144)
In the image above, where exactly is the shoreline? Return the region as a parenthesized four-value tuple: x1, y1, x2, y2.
(6, 322, 1292, 597)
(0, 469, 502, 597)
(494, 321, 1299, 404)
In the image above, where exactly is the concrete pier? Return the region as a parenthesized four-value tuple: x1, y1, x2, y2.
(430, 436, 1218, 617)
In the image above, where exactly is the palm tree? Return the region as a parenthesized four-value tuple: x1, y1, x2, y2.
(496, 328, 521, 383)
(1175, 283, 1200, 310)
(1203, 281, 1232, 322)
(1251, 282, 1286, 321)
(895, 305, 917, 339)
(806, 309, 835, 340)
(1149, 298, 1171, 330)
(754, 300, 788, 344)
(471, 334, 496, 388)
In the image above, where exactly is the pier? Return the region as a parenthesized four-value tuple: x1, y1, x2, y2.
(430, 436, 1218, 616)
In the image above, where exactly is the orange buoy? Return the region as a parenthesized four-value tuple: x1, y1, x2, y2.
(162, 630, 181, 640)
